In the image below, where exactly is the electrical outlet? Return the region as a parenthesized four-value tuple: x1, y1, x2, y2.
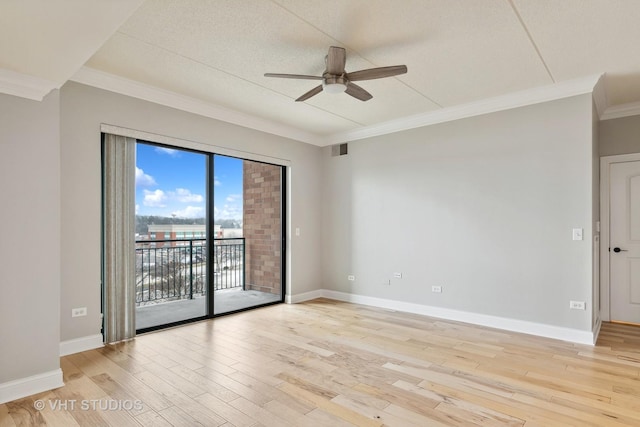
(72, 307, 87, 317)
(383, 279, 391, 286)
(393, 272, 403, 279)
(347, 275, 355, 281)
(569, 300, 585, 310)
(432, 286, 442, 293)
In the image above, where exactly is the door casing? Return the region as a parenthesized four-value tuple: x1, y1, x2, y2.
(600, 153, 640, 322)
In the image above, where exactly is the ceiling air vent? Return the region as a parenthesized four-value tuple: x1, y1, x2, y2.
(331, 143, 348, 157)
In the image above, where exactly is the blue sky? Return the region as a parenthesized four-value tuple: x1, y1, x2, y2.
(135, 143, 243, 220)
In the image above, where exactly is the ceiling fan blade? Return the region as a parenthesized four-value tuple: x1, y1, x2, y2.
(346, 65, 407, 81)
(295, 85, 323, 102)
(264, 73, 323, 80)
(345, 83, 373, 101)
(326, 46, 346, 75)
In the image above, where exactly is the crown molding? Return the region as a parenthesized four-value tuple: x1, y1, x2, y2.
(325, 74, 604, 145)
(592, 73, 608, 118)
(70, 68, 606, 146)
(600, 100, 640, 121)
(0, 68, 59, 101)
(70, 67, 323, 146)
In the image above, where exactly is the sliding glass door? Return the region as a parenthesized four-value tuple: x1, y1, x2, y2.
(213, 155, 284, 315)
(125, 141, 284, 332)
(134, 143, 208, 330)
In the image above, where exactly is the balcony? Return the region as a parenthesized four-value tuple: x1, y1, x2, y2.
(135, 238, 280, 329)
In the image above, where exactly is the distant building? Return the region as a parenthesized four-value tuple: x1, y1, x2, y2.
(142, 224, 243, 247)
(145, 224, 220, 247)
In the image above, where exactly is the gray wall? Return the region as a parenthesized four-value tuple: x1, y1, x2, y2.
(0, 92, 61, 383)
(60, 82, 323, 342)
(322, 94, 595, 331)
(600, 115, 640, 156)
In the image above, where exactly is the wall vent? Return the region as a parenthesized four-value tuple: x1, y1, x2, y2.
(331, 143, 348, 157)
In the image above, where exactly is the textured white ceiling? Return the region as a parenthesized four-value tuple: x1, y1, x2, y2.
(0, 0, 144, 86)
(3, 1, 640, 141)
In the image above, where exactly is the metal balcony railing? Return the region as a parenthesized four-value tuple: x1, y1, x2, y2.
(135, 237, 245, 306)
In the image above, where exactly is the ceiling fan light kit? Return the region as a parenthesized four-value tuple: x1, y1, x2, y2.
(323, 76, 347, 94)
(265, 46, 407, 102)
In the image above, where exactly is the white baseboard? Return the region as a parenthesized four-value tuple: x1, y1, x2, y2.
(0, 369, 64, 404)
(321, 290, 596, 346)
(59, 334, 104, 357)
(285, 289, 325, 304)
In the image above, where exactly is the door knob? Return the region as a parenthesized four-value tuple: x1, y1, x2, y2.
(613, 247, 628, 253)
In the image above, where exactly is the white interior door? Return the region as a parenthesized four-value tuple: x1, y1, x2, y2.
(610, 161, 640, 324)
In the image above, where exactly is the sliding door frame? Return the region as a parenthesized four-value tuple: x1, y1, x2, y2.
(211, 154, 286, 316)
(126, 139, 286, 334)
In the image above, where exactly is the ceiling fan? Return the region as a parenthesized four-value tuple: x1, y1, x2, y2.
(264, 46, 407, 102)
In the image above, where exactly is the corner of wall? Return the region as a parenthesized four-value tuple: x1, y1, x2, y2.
(0, 370, 64, 405)
(59, 334, 104, 357)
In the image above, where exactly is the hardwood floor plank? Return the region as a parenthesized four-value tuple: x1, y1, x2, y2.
(131, 370, 228, 426)
(90, 373, 148, 417)
(261, 400, 313, 426)
(142, 361, 206, 398)
(0, 404, 18, 427)
(1, 300, 639, 426)
(35, 397, 82, 427)
(74, 349, 173, 412)
(6, 396, 47, 426)
(302, 408, 356, 427)
(383, 402, 452, 426)
(134, 410, 171, 427)
(330, 394, 422, 427)
(157, 405, 208, 427)
(511, 392, 633, 427)
(354, 381, 440, 414)
(391, 379, 523, 426)
(228, 397, 294, 427)
(192, 392, 257, 427)
(278, 382, 382, 427)
(425, 381, 584, 426)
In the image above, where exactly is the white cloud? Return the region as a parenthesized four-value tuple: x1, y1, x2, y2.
(214, 176, 221, 186)
(226, 193, 241, 203)
(171, 206, 205, 218)
(155, 147, 180, 157)
(135, 167, 156, 187)
(212, 204, 242, 220)
(218, 203, 243, 219)
(172, 188, 203, 203)
(143, 188, 204, 208)
(135, 204, 139, 214)
(143, 189, 167, 207)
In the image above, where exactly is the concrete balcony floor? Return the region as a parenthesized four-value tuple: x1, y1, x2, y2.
(136, 288, 281, 330)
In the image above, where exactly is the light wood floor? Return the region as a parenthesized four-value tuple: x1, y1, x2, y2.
(2, 298, 640, 426)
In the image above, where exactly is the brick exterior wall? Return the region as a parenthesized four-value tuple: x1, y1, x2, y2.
(243, 161, 282, 294)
